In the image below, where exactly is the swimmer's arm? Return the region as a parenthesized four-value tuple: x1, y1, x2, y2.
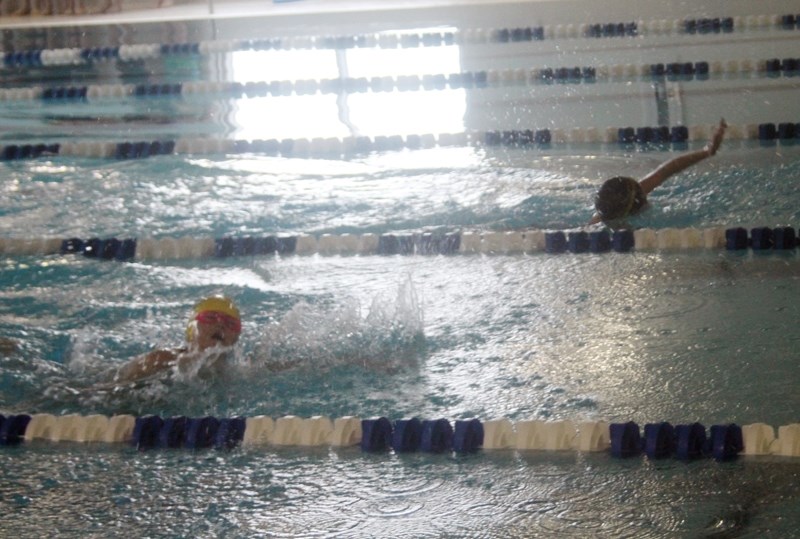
(115, 349, 180, 382)
(638, 119, 727, 196)
(588, 213, 603, 226)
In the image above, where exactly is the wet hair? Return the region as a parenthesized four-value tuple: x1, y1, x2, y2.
(594, 177, 647, 221)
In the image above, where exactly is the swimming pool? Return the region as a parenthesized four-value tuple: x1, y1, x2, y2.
(2, 0, 800, 536)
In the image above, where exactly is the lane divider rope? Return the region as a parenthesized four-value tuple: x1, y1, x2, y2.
(0, 227, 797, 260)
(0, 121, 797, 161)
(0, 56, 798, 103)
(2, 412, 799, 460)
(1, 13, 799, 68)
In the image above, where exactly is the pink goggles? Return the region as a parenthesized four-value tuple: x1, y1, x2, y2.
(194, 311, 242, 334)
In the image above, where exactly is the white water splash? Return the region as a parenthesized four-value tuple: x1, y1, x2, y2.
(254, 275, 425, 371)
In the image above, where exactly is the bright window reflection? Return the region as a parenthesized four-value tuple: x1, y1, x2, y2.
(231, 37, 465, 141)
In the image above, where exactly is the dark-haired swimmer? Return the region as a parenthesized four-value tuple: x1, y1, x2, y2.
(114, 295, 242, 383)
(589, 118, 727, 227)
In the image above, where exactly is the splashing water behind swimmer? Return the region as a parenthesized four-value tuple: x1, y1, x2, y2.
(255, 275, 425, 371)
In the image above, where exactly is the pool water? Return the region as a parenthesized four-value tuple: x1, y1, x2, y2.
(2, 2, 800, 537)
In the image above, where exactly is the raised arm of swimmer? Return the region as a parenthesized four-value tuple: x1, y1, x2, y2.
(588, 118, 727, 226)
(115, 296, 242, 383)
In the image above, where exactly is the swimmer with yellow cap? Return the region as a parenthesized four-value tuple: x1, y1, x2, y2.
(589, 118, 727, 227)
(115, 295, 242, 383)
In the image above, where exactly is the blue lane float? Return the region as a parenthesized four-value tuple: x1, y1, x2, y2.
(131, 415, 246, 451)
(132, 415, 165, 450)
(6, 414, 793, 462)
(6, 56, 798, 108)
(159, 416, 189, 449)
(453, 419, 484, 453)
(676, 423, 708, 460)
(5, 225, 800, 263)
(361, 417, 393, 452)
(611, 422, 745, 462)
(610, 421, 642, 458)
(726, 227, 800, 251)
(1, 120, 798, 163)
(644, 422, 675, 459)
(4, 12, 800, 71)
(710, 424, 744, 461)
(392, 418, 423, 453)
(421, 419, 454, 453)
(184, 416, 221, 449)
(0, 414, 32, 446)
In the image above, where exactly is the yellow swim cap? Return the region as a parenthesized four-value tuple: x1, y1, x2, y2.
(186, 296, 240, 342)
(193, 296, 240, 320)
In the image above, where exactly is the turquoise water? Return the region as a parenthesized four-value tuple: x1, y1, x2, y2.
(2, 7, 800, 538)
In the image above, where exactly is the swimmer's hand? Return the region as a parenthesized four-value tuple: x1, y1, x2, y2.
(705, 118, 727, 156)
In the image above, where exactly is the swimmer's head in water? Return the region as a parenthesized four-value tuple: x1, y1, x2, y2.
(594, 176, 647, 222)
(186, 296, 241, 350)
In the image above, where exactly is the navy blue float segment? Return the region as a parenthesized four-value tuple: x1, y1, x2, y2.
(377, 233, 460, 255)
(361, 417, 393, 452)
(568, 231, 590, 253)
(64, 237, 136, 260)
(160, 43, 200, 55)
(61, 238, 85, 254)
(759, 123, 778, 140)
(644, 422, 675, 459)
(1, 143, 59, 161)
(586, 22, 637, 38)
(214, 236, 297, 257)
(133, 83, 183, 97)
(750, 227, 774, 250)
(133, 415, 165, 450)
(618, 127, 636, 143)
(772, 227, 797, 249)
(392, 418, 423, 452)
(42, 86, 88, 100)
(725, 227, 798, 251)
(484, 129, 551, 146)
(589, 230, 611, 252)
(710, 424, 743, 461)
(670, 126, 689, 143)
(159, 416, 189, 448)
(760, 122, 800, 141)
(610, 421, 642, 458)
(612, 230, 635, 252)
(619, 125, 689, 144)
(725, 228, 749, 250)
(215, 417, 246, 449)
(0, 414, 31, 446)
(453, 419, 484, 453)
(675, 422, 707, 460)
(545, 231, 567, 253)
(777, 123, 796, 139)
(420, 419, 454, 453)
(3, 50, 42, 67)
(133, 415, 242, 450)
(184, 416, 221, 449)
(82, 238, 102, 258)
(115, 140, 176, 159)
(80, 47, 120, 60)
(550, 230, 635, 253)
(683, 17, 734, 34)
(632, 422, 742, 462)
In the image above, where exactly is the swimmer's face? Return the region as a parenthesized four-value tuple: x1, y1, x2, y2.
(192, 311, 241, 351)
